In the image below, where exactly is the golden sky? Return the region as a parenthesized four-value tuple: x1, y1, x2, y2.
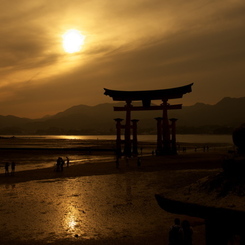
(0, 0, 244, 118)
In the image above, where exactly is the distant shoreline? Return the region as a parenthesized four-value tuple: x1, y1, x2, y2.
(0, 151, 228, 185)
(0, 134, 234, 144)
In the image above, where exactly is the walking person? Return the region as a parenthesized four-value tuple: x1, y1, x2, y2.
(60, 157, 64, 172)
(169, 218, 183, 245)
(4, 162, 10, 176)
(56, 157, 61, 172)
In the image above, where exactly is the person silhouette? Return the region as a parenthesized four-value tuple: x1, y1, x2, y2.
(56, 157, 61, 172)
(181, 220, 193, 245)
(60, 157, 64, 172)
(169, 218, 182, 245)
(4, 162, 10, 176)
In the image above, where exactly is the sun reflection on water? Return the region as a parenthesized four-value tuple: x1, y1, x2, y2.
(63, 205, 80, 234)
(67, 215, 77, 230)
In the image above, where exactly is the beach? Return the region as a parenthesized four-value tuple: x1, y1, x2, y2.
(0, 144, 228, 244)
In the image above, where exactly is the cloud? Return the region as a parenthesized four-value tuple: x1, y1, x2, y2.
(0, 0, 244, 118)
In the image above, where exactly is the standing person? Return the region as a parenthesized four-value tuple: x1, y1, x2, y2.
(169, 218, 183, 245)
(56, 157, 61, 172)
(11, 162, 16, 175)
(60, 157, 64, 172)
(4, 162, 10, 176)
(181, 220, 193, 245)
(66, 156, 70, 167)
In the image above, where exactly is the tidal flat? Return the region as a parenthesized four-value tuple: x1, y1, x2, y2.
(0, 148, 226, 244)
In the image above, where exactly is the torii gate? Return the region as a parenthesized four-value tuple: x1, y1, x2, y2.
(104, 83, 193, 156)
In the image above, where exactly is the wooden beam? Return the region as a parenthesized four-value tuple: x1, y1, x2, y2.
(114, 104, 182, 111)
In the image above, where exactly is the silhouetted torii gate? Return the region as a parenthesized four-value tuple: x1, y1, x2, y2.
(104, 83, 193, 156)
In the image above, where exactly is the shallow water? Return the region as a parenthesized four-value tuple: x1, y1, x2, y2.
(0, 137, 117, 172)
(0, 152, 115, 172)
(0, 162, 214, 244)
(0, 172, 174, 244)
(0, 136, 233, 174)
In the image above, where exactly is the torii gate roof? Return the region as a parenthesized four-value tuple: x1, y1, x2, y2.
(104, 83, 193, 101)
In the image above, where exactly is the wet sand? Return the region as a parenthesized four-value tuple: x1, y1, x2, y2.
(0, 151, 227, 244)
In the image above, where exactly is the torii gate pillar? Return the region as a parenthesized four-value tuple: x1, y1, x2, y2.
(170, 118, 178, 155)
(131, 119, 139, 155)
(114, 118, 123, 156)
(155, 117, 163, 154)
(162, 100, 171, 154)
(124, 100, 132, 156)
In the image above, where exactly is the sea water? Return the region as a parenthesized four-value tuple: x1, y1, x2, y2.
(0, 134, 233, 172)
(7, 134, 232, 143)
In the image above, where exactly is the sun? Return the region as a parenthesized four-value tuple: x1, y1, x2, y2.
(62, 29, 85, 53)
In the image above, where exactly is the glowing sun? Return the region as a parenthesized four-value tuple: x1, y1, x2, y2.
(62, 29, 85, 53)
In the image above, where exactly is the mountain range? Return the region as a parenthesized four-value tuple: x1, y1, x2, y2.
(0, 97, 245, 135)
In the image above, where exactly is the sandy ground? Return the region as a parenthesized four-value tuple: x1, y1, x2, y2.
(0, 151, 227, 245)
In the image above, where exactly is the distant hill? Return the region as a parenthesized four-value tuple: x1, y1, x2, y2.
(0, 97, 245, 135)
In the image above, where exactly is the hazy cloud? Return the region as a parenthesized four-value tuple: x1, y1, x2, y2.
(0, 0, 244, 118)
